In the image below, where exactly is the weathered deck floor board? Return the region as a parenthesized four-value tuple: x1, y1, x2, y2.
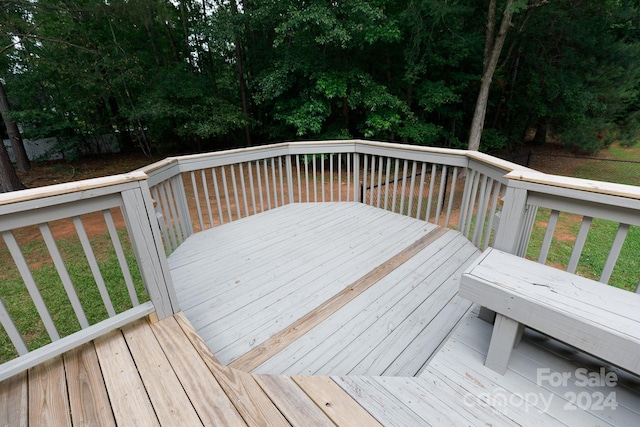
(249, 229, 476, 376)
(168, 202, 640, 426)
(1, 313, 386, 427)
(178, 204, 434, 345)
(335, 307, 640, 426)
(424, 307, 640, 426)
(170, 202, 474, 372)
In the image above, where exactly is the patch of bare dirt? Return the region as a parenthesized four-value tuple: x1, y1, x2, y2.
(16, 152, 155, 189)
(6, 153, 157, 248)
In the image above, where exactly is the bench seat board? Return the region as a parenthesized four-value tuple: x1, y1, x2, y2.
(460, 248, 640, 375)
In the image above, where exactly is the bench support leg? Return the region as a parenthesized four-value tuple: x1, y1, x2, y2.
(485, 314, 524, 375)
(478, 306, 496, 323)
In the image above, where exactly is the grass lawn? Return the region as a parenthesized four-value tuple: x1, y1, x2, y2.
(526, 208, 640, 292)
(0, 228, 148, 363)
(573, 142, 640, 185)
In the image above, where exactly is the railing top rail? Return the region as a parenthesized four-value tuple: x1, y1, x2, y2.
(138, 140, 535, 187)
(505, 169, 640, 202)
(353, 139, 468, 156)
(353, 140, 531, 173)
(0, 171, 148, 207)
(140, 139, 503, 165)
(167, 142, 291, 163)
(466, 150, 534, 174)
(137, 157, 179, 174)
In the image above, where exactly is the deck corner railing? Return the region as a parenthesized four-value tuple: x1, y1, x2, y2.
(143, 140, 640, 293)
(495, 169, 640, 293)
(0, 171, 178, 381)
(142, 140, 525, 256)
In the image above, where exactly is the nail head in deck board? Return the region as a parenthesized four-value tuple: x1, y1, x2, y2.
(149, 315, 247, 426)
(253, 375, 336, 426)
(229, 226, 449, 372)
(94, 329, 160, 427)
(291, 376, 382, 427)
(173, 311, 290, 426)
(121, 319, 203, 426)
(28, 356, 71, 427)
(0, 370, 27, 427)
(63, 343, 116, 427)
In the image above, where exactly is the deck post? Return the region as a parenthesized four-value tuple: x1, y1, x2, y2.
(492, 183, 529, 255)
(457, 168, 474, 233)
(121, 180, 179, 319)
(477, 181, 530, 325)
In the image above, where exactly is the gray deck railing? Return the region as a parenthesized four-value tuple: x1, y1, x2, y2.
(494, 169, 640, 292)
(2, 139, 639, 380)
(141, 140, 518, 255)
(142, 140, 640, 292)
(0, 172, 177, 381)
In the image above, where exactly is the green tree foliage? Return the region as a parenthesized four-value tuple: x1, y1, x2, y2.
(402, 0, 483, 147)
(248, 0, 406, 140)
(3, 0, 248, 157)
(485, 0, 640, 153)
(0, 0, 639, 159)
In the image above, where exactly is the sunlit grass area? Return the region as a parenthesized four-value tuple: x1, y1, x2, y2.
(573, 142, 640, 185)
(526, 208, 640, 292)
(0, 229, 147, 363)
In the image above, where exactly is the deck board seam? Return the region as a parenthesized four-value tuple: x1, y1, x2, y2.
(173, 312, 292, 426)
(266, 232, 473, 376)
(202, 219, 438, 350)
(228, 226, 449, 372)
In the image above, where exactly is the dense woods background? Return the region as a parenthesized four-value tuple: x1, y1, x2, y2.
(2, 0, 640, 167)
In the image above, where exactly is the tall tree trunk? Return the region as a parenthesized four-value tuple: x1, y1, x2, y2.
(0, 81, 31, 172)
(229, 0, 252, 147)
(0, 141, 24, 192)
(467, 0, 514, 151)
(179, 0, 192, 66)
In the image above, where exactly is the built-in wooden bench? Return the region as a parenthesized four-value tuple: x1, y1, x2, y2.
(459, 247, 640, 375)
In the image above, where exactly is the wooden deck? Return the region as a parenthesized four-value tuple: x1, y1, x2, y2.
(0, 312, 382, 426)
(169, 202, 479, 375)
(168, 202, 640, 426)
(338, 307, 640, 426)
(3, 202, 640, 426)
